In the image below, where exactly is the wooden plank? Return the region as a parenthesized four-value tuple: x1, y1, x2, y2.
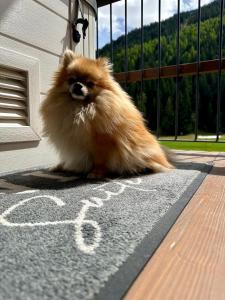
(114, 59, 225, 83)
(125, 153, 225, 300)
(175, 151, 219, 163)
(0, 0, 68, 56)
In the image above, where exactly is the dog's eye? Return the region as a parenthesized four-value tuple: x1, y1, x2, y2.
(68, 77, 76, 85)
(86, 81, 94, 88)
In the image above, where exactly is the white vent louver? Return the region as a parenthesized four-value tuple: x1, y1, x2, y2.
(0, 66, 28, 128)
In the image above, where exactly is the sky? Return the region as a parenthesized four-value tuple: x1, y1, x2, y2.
(98, 0, 214, 48)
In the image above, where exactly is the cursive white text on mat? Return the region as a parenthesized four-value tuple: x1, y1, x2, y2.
(0, 178, 155, 254)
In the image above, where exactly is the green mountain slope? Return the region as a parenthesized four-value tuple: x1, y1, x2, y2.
(99, 0, 221, 60)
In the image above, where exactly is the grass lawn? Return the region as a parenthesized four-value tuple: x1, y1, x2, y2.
(160, 141, 225, 152)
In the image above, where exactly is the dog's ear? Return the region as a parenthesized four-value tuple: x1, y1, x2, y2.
(96, 57, 113, 72)
(62, 49, 76, 67)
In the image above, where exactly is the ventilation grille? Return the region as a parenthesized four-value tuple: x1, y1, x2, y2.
(0, 66, 28, 127)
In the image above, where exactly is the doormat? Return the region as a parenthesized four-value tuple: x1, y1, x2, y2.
(0, 162, 211, 300)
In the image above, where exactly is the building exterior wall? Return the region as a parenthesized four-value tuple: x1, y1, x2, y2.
(0, 0, 96, 173)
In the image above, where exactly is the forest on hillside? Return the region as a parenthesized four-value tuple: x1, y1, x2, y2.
(99, 0, 225, 137)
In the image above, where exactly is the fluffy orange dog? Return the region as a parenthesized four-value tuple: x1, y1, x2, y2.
(40, 50, 173, 178)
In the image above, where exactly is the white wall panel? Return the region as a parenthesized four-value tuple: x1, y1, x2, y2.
(0, 0, 97, 173)
(34, 0, 70, 19)
(0, 0, 69, 56)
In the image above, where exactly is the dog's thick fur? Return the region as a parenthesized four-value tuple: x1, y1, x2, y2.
(40, 50, 173, 178)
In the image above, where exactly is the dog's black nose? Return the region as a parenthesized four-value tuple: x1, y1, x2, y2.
(72, 83, 83, 95)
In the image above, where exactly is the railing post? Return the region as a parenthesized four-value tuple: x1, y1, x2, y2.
(157, 0, 161, 139)
(110, 2, 113, 63)
(175, 0, 181, 140)
(195, 0, 201, 141)
(140, 0, 144, 113)
(124, 0, 128, 88)
(96, 8, 99, 58)
(216, 0, 224, 142)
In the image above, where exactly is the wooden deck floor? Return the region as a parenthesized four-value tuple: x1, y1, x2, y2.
(125, 151, 225, 300)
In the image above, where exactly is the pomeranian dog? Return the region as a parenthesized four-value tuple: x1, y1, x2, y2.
(40, 50, 173, 178)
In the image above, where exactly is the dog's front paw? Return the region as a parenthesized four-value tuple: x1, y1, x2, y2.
(49, 163, 65, 173)
(87, 168, 107, 179)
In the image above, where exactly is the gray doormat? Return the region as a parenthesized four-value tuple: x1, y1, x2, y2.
(0, 162, 211, 300)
